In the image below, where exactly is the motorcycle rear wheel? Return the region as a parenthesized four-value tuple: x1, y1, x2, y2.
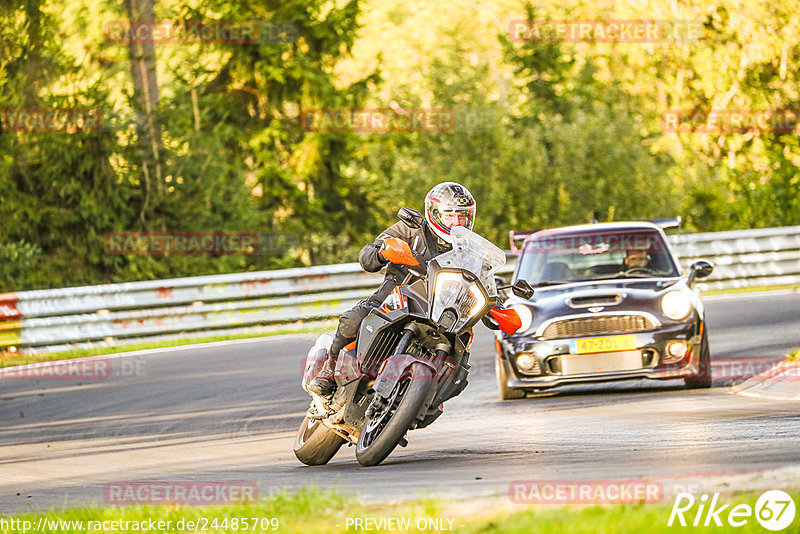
(355, 363, 433, 467)
(293, 415, 346, 466)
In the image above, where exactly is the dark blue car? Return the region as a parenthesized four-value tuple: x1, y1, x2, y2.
(495, 221, 714, 400)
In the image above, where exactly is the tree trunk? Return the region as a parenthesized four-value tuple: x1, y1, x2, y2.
(124, 0, 162, 224)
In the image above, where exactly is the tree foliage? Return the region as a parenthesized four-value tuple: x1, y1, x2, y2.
(1, 0, 798, 291)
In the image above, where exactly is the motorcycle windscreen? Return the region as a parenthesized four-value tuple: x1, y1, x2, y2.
(435, 226, 506, 297)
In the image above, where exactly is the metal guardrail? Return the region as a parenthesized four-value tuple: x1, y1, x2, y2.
(2, 225, 799, 354)
(669, 226, 800, 291)
(0, 265, 385, 353)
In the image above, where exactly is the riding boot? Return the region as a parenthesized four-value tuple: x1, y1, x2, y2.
(307, 352, 337, 396)
(307, 328, 352, 396)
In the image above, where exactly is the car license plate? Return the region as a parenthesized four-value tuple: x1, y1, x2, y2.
(561, 350, 643, 374)
(570, 334, 637, 354)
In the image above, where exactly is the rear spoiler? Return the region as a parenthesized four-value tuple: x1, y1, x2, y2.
(509, 229, 540, 253)
(647, 217, 682, 231)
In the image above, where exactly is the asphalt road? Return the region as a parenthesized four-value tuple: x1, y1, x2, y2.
(1, 291, 799, 513)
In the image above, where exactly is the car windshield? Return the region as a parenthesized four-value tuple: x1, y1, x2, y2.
(517, 228, 680, 286)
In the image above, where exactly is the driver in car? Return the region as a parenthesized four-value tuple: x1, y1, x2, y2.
(621, 247, 650, 272)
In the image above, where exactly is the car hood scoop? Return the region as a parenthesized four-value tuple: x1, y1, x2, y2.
(567, 294, 622, 308)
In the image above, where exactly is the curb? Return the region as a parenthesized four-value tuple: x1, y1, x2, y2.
(730, 360, 800, 400)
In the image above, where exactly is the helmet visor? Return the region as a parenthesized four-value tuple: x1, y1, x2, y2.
(431, 206, 475, 232)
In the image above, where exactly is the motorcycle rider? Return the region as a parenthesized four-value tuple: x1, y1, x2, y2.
(306, 182, 477, 396)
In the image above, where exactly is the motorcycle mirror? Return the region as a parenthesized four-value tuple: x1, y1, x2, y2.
(381, 237, 420, 266)
(398, 207, 424, 229)
(495, 276, 509, 300)
(489, 307, 522, 335)
(511, 279, 534, 300)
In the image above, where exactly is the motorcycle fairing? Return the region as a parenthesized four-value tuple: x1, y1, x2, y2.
(334, 347, 361, 384)
(373, 353, 437, 398)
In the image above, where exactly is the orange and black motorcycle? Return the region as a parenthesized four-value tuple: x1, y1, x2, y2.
(294, 209, 533, 467)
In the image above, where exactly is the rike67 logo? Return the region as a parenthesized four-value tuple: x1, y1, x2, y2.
(668, 490, 796, 531)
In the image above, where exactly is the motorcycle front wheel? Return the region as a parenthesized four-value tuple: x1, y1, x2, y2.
(355, 362, 433, 467)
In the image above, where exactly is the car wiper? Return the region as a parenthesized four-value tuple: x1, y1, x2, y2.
(589, 273, 653, 281)
(584, 275, 619, 282)
(533, 280, 571, 287)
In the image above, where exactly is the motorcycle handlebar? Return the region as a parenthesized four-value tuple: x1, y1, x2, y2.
(399, 263, 427, 285)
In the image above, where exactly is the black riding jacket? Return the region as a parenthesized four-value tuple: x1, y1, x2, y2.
(358, 220, 450, 304)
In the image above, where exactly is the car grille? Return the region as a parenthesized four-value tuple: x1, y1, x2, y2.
(540, 314, 655, 339)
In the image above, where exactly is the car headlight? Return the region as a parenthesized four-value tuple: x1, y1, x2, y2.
(661, 290, 693, 321)
(510, 304, 533, 332)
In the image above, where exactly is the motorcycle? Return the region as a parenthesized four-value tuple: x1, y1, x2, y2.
(293, 208, 534, 467)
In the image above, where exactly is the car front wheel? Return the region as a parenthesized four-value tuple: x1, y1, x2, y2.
(684, 335, 712, 389)
(495, 355, 526, 400)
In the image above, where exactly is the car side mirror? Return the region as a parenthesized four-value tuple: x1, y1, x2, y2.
(398, 207, 424, 229)
(511, 279, 534, 300)
(687, 259, 714, 287)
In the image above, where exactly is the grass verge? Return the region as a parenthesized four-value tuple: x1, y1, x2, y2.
(3, 486, 797, 533)
(0, 325, 331, 369)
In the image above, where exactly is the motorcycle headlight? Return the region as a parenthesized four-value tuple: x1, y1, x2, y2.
(434, 271, 462, 301)
(510, 304, 533, 332)
(661, 290, 693, 321)
(463, 284, 487, 318)
(433, 271, 487, 322)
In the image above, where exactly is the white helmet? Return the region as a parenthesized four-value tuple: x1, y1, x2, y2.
(424, 182, 476, 244)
